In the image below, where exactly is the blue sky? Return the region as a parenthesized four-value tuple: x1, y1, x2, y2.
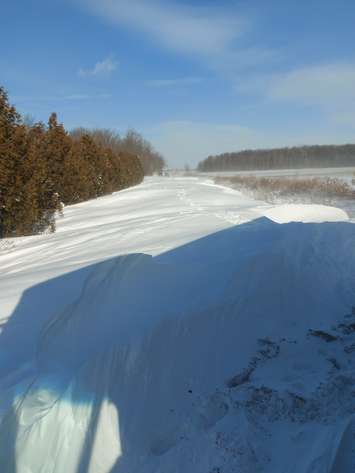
(1, 0, 355, 167)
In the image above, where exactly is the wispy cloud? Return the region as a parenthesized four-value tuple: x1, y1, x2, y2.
(145, 77, 204, 88)
(63, 93, 112, 100)
(12, 93, 112, 103)
(237, 63, 355, 98)
(78, 55, 118, 77)
(266, 63, 355, 104)
(76, 0, 246, 58)
(73, 1, 280, 75)
(237, 62, 355, 128)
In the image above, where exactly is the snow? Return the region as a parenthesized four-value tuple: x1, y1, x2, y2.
(263, 203, 348, 223)
(203, 166, 355, 181)
(0, 177, 355, 473)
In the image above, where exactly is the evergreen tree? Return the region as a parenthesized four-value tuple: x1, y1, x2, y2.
(0, 86, 146, 238)
(44, 112, 72, 197)
(0, 88, 25, 237)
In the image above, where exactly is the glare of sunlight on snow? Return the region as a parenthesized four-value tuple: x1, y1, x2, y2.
(88, 399, 121, 473)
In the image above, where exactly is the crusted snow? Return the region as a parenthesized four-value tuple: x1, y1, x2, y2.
(0, 177, 354, 473)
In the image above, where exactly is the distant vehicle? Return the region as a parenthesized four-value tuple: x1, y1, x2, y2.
(159, 168, 170, 177)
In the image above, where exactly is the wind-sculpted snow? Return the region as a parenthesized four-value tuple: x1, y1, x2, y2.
(0, 178, 354, 473)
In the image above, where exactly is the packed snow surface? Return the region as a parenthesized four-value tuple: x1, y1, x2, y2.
(0, 177, 354, 473)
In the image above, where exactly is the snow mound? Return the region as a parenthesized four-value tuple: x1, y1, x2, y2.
(262, 203, 349, 223)
(1, 217, 355, 473)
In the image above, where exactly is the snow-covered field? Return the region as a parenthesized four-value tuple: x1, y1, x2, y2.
(202, 166, 355, 185)
(200, 167, 355, 220)
(0, 177, 355, 473)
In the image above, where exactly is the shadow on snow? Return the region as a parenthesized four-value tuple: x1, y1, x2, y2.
(0, 217, 354, 472)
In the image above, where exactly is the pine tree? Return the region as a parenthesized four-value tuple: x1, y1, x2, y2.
(0, 87, 146, 237)
(45, 112, 72, 198)
(0, 88, 25, 236)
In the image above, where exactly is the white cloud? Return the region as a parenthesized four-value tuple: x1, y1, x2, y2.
(12, 93, 112, 103)
(79, 55, 118, 77)
(145, 77, 204, 88)
(236, 62, 355, 129)
(77, 0, 246, 58)
(266, 63, 355, 105)
(237, 63, 355, 103)
(63, 93, 112, 100)
(73, 1, 279, 74)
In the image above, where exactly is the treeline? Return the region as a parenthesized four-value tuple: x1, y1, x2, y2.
(70, 128, 165, 176)
(197, 144, 355, 172)
(0, 87, 158, 238)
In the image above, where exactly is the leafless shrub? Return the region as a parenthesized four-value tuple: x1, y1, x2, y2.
(215, 176, 355, 203)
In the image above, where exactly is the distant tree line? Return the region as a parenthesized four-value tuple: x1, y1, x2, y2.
(0, 87, 163, 238)
(197, 144, 355, 172)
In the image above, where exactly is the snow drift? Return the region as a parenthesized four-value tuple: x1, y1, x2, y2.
(263, 203, 348, 223)
(1, 214, 355, 473)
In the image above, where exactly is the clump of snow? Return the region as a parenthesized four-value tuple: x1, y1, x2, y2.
(262, 203, 349, 223)
(0, 177, 354, 473)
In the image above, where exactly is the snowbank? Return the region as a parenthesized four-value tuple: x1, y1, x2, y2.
(263, 203, 349, 224)
(0, 177, 354, 473)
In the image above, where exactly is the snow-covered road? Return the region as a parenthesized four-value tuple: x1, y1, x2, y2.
(0, 177, 267, 324)
(1, 177, 266, 276)
(0, 177, 347, 319)
(0, 177, 354, 473)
